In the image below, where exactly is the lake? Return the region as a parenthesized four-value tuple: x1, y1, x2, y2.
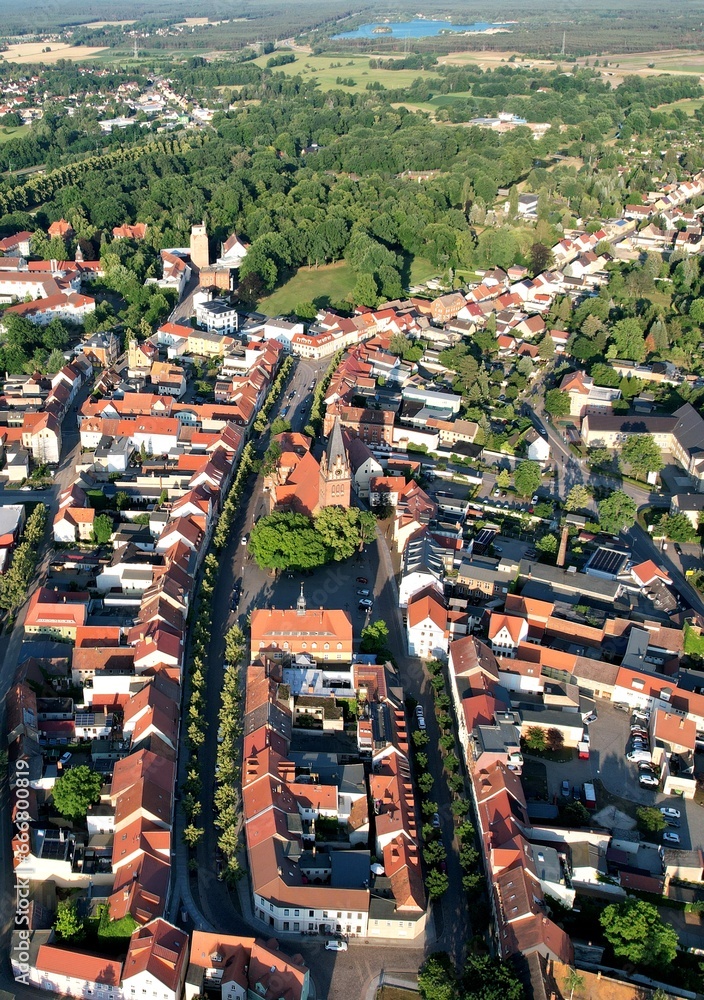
(333, 19, 512, 39)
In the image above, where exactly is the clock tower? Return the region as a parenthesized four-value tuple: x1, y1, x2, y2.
(318, 416, 351, 510)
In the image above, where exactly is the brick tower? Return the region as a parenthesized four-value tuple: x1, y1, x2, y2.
(318, 416, 351, 510)
(189, 220, 210, 270)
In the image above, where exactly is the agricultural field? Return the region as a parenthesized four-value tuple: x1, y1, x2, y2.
(656, 96, 704, 115)
(0, 41, 108, 63)
(252, 51, 443, 92)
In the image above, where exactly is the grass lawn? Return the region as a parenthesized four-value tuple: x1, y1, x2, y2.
(251, 51, 442, 93)
(684, 621, 704, 657)
(376, 988, 418, 1000)
(657, 97, 704, 115)
(408, 256, 438, 285)
(258, 261, 356, 316)
(0, 124, 30, 144)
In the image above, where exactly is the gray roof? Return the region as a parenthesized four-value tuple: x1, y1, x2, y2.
(672, 402, 704, 456)
(330, 849, 371, 889)
(0, 504, 23, 536)
(519, 559, 621, 601)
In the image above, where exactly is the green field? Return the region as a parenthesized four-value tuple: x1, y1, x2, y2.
(656, 97, 704, 115)
(258, 261, 356, 315)
(258, 256, 439, 315)
(252, 51, 442, 93)
(0, 124, 30, 144)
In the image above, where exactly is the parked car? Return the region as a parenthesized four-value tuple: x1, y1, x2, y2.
(531, 494, 540, 503)
(240, 534, 248, 546)
(614, 703, 630, 713)
(415, 706, 426, 730)
(660, 806, 681, 820)
(358, 598, 373, 610)
(432, 812, 441, 829)
(356, 576, 368, 584)
(662, 831, 681, 846)
(583, 712, 598, 725)
(325, 940, 348, 952)
(356, 589, 370, 597)
(639, 774, 659, 788)
(561, 780, 570, 797)
(58, 752, 72, 766)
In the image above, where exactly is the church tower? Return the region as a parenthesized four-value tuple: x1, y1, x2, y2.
(318, 416, 351, 510)
(189, 220, 210, 270)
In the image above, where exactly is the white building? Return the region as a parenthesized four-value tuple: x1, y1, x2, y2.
(406, 589, 448, 660)
(195, 298, 239, 334)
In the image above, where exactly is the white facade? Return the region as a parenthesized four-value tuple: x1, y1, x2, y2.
(253, 893, 369, 937)
(527, 435, 550, 465)
(407, 614, 448, 660)
(398, 572, 442, 609)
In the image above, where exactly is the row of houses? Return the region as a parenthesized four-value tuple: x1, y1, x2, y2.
(8, 317, 310, 997)
(242, 600, 428, 941)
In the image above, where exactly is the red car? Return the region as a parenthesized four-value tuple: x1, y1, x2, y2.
(356, 576, 368, 584)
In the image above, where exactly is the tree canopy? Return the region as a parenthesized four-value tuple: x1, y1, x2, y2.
(620, 434, 663, 481)
(52, 765, 102, 820)
(513, 460, 542, 498)
(600, 898, 678, 967)
(597, 490, 637, 534)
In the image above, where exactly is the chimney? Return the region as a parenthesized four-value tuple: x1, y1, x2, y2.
(556, 524, 569, 568)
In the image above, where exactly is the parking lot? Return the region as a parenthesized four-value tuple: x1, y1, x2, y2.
(537, 700, 704, 851)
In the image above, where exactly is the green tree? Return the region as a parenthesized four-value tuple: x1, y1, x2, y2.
(496, 469, 511, 490)
(418, 953, 457, 1000)
(313, 506, 362, 561)
(52, 765, 102, 820)
(353, 272, 378, 308)
(249, 511, 329, 571)
(536, 534, 557, 558)
(620, 435, 663, 482)
(360, 619, 391, 660)
(514, 461, 542, 498)
(598, 490, 637, 534)
(92, 513, 113, 545)
(54, 899, 86, 943)
(656, 513, 697, 544)
(524, 727, 546, 751)
(636, 806, 666, 834)
(600, 899, 678, 967)
(563, 801, 590, 826)
(461, 953, 525, 1000)
(564, 968, 584, 1000)
(529, 242, 553, 276)
(608, 317, 646, 363)
(564, 485, 592, 512)
(270, 415, 292, 435)
(115, 490, 129, 511)
(425, 868, 450, 900)
(544, 389, 571, 417)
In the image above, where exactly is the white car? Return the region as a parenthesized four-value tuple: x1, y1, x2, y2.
(662, 831, 680, 846)
(241, 534, 248, 546)
(415, 706, 426, 731)
(660, 806, 681, 820)
(325, 939, 348, 951)
(58, 752, 72, 766)
(639, 774, 658, 788)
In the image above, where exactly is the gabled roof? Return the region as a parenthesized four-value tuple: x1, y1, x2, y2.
(123, 919, 188, 990)
(36, 945, 122, 986)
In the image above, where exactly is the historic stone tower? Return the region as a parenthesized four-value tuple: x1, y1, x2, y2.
(318, 416, 351, 510)
(189, 220, 210, 270)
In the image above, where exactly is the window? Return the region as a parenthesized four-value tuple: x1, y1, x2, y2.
(324, 643, 330, 650)
(309, 910, 314, 918)
(284, 909, 289, 917)
(283, 921, 289, 931)
(294, 909, 300, 917)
